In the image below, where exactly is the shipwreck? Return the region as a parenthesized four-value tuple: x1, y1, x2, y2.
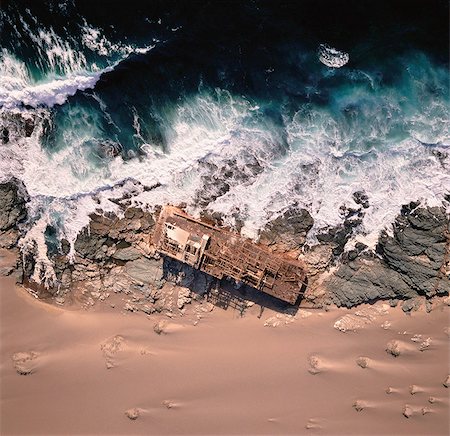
(152, 206, 308, 305)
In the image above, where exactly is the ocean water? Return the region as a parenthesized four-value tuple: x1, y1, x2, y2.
(0, 0, 449, 286)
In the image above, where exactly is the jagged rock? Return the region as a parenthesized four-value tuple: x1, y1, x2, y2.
(419, 337, 432, 351)
(126, 257, 164, 286)
(0, 179, 28, 247)
(177, 287, 192, 309)
(317, 205, 364, 256)
(259, 207, 314, 252)
(153, 319, 168, 335)
(333, 304, 389, 332)
(402, 298, 422, 313)
(112, 246, 142, 261)
(12, 351, 38, 375)
(301, 244, 333, 275)
(377, 206, 449, 298)
(100, 335, 124, 369)
(307, 355, 324, 375)
(386, 340, 401, 357)
(326, 258, 415, 307)
(125, 408, 140, 420)
(356, 357, 370, 369)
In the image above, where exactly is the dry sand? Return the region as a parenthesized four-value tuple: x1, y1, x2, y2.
(1, 254, 449, 435)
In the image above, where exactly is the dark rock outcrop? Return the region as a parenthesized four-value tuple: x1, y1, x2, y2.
(377, 205, 449, 298)
(259, 207, 314, 252)
(327, 205, 449, 307)
(328, 256, 416, 307)
(0, 179, 28, 248)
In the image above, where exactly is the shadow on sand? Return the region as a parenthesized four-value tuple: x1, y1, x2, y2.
(162, 256, 306, 317)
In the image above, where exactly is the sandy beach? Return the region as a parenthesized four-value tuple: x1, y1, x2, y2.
(1, 253, 448, 435)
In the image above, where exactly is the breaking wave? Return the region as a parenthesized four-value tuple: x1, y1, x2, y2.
(1, 1, 449, 283)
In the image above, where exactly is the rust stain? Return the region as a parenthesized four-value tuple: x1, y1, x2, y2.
(152, 206, 307, 304)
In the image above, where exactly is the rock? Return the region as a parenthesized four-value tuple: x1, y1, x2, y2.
(112, 246, 142, 261)
(301, 244, 334, 275)
(0, 265, 15, 276)
(125, 408, 140, 420)
(308, 355, 324, 375)
(356, 357, 370, 369)
(0, 179, 28, 248)
(377, 206, 450, 298)
(443, 375, 450, 388)
(162, 400, 176, 409)
(177, 287, 192, 309)
(12, 351, 38, 375)
(259, 207, 314, 252)
(264, 313, 295, 327)
(316, 205, 364, 256)
(381, 321, 391, 330)
(353, 400, 366, 412)
(100, 335, 124, 369)
(126, 258, 164, 286)
(324, 205, 449, 307)
(264, 316, 283, 328)
(334, 304, 390, 332)
(402, 298, 422, 313)
(386, 340, 401, 357)
(419, 337, 432, 352)
(0, 179, 28, 232)
(141, 304, 155, 315)
(124, 302, 139, 312)
(428, 396, 436, 404)
(385, 387, 395, 394)
(327, 258, 415, 307)
(153, 320, 168, 335)
(403, 405, 414, 418)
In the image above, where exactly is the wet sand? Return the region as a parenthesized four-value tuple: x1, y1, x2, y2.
(1, 260, 449, 434)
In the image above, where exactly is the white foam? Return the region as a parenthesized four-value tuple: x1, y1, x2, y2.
(318, 44, 349, 68)
(2, 57, 449, 285)
(0, 68, 110, 109)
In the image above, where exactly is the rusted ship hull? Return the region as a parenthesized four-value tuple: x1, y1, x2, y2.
(152, 206, 308, 305)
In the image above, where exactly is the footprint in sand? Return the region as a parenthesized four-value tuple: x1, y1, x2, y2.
(403, 404, 414, 418)
(385, 386, 398, 394)
(100, 335, 125, 369)
(305, 418, 321, 430)
(12, 351, 39, 375)
(409, 384, 423, 395)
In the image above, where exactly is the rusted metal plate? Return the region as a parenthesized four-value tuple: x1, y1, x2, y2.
(152, 206, 307, 304)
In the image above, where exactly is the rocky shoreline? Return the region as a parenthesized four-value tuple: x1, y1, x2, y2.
(0, 178, 448, 315)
